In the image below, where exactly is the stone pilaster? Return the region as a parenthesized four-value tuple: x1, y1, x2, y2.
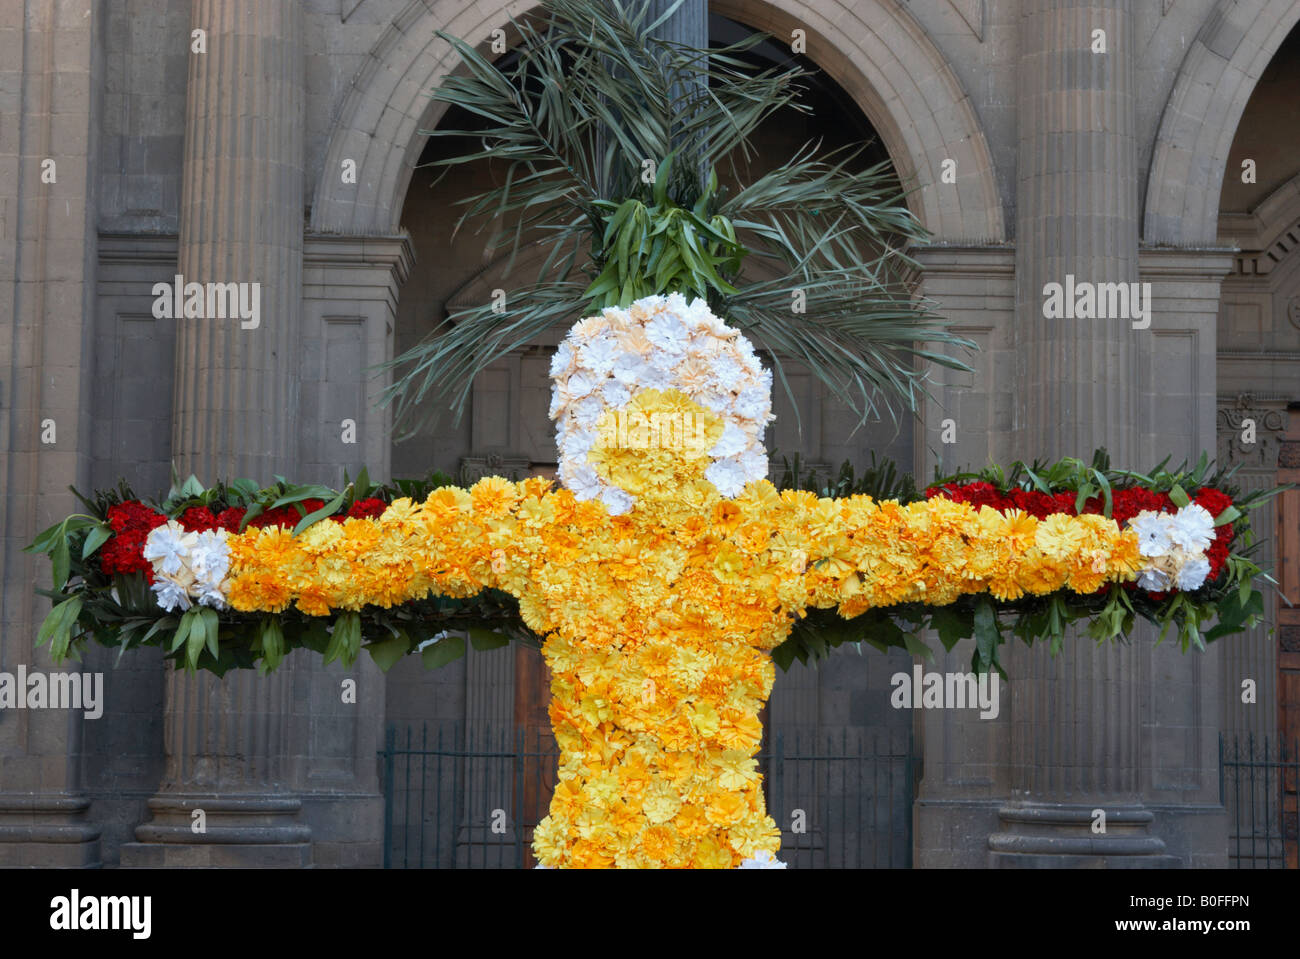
(170, 0, 304, 484)
(1013, 0, 1144, 463)
(0, 0, 104, 868)
(121, 0, 310, 867)
(990, 0, 1172, 866)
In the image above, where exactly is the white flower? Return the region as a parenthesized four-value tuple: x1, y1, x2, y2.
(739, 445, 769, 482)
(572, 394, 606, 430)
(195, 583, 228, 610)
(646, 312, 688, 354)
(1175, 554, 1212, 591)
(601, 379, 631, 408)
(738, 851, 786, 869)
(709, 422, 748, 459)
(734, 386, 771, 422)
(566, 370, 600, 399)
(611, 352, 646, 385)
(1130, 511, 1173, 557)
(578, 336, 619, 376)
(143, 522, 197, 576)
(600, 485, 634, 515)
(1168, 503, 1214, 553)
(549, 341, 575, 378)
(706, 457, 748, 498)
(150, 573, 193, 613)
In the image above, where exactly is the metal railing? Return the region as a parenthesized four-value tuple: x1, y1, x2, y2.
(381, 722, 915, 868)
(1220, 733, 1300, 869)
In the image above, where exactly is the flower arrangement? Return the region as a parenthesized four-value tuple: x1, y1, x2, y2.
(23, 295, 1285, 867)
(551, 293, 773, 511)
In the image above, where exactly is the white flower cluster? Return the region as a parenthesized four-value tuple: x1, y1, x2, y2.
(738, 851, 787, 869)
(142, 520, 231, 612)
(550, 293, 774, 512)
(1130, 504, 1215, 592)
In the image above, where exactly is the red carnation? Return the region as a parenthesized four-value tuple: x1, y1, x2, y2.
(346, 497, 388, 521)
(215, 506, 248, 532)
(178, 506, 218, 532)
(1193, 487, 1233, 519)
(100, 501, 167, 582)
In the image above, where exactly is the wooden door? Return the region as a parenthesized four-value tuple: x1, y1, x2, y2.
(1277, 408, 1300, 868)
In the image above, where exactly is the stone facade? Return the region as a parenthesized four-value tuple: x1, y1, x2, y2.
(1, 0, 1298, 868)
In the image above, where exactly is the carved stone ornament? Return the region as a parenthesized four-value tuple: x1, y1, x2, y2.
(1216, 394, 1287, 470)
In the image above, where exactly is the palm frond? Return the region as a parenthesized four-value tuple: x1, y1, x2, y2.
(380, 0, 977, 440)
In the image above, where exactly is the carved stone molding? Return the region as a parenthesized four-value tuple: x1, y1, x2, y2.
(459, 452, 533, 485)
(1216, 395, 1288, 470)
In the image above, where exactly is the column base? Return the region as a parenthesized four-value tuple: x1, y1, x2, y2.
(0, 794, 102, 867)
(988, 802, 1181, 868)
(120, 795, 312, 868)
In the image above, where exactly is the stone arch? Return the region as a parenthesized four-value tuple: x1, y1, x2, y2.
(1144, 0, 1300, 245)
(312, 0, 1004, 243)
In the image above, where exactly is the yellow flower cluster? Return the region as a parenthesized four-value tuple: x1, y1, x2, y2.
(222, 470, 1142, 867)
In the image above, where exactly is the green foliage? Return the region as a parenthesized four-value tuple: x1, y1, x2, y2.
(768, 449, 1288, 676)
(23, 471, 545, 676)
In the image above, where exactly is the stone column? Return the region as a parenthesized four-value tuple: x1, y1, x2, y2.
(0, 0, 104, 868)
(121, 0, 311, 867)
(990, 0, 1175, 866)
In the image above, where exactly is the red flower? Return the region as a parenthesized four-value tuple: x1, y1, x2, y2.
(215, 507, 248, 532)
(345, 497, 388, 521)
(178, 506, 217, 532)
(100, 501, 168, 582)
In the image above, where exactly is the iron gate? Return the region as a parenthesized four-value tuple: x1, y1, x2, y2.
(381, 722, 915, 868)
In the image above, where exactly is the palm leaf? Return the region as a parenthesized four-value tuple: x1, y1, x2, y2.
(378, 0, 976, 438)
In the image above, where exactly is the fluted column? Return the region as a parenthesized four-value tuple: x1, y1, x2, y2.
(121, 0, 310, 867)
(992, 0, 1173, 865)
(1013, 0, 1143, 463)
(171, 0, 303, 483)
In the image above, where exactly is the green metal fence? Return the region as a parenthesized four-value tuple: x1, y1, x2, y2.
(381, 722, 915, 868)
(1220, 733, 1300, 869)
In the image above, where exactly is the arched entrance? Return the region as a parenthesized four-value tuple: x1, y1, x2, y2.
(1209, 15, 1300, 868)
(341, 1, 982, 867)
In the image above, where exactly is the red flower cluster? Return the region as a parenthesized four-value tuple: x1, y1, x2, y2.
(95, 495, 393, 582)
(928, 480, 1238, 590)
(99, 501, 168, 581)
(1195, 488, 1235, 585)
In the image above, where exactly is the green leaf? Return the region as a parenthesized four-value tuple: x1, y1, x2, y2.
(257, 617, 287, 674)
(1212, 505, 1241, 527)
(468, 628, 510, 651)
(324, 611, 362, 668)
(902, 632, 934, 663)
(366, 632, 412, 673)
(929, 606, 972, 651)
(1169, 484, 1191, 508)
(293, 490, 346, 536)
(81, 523, 112, 560)
(200, 607, 220, 662)
(771, 640, 797, 672)
(172, 607, 199, 654)
(972, 598, 1000, 674)
(185, 612, 206, 671)
(421, 633, 466, 669)
(51, 535, 70, 592)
